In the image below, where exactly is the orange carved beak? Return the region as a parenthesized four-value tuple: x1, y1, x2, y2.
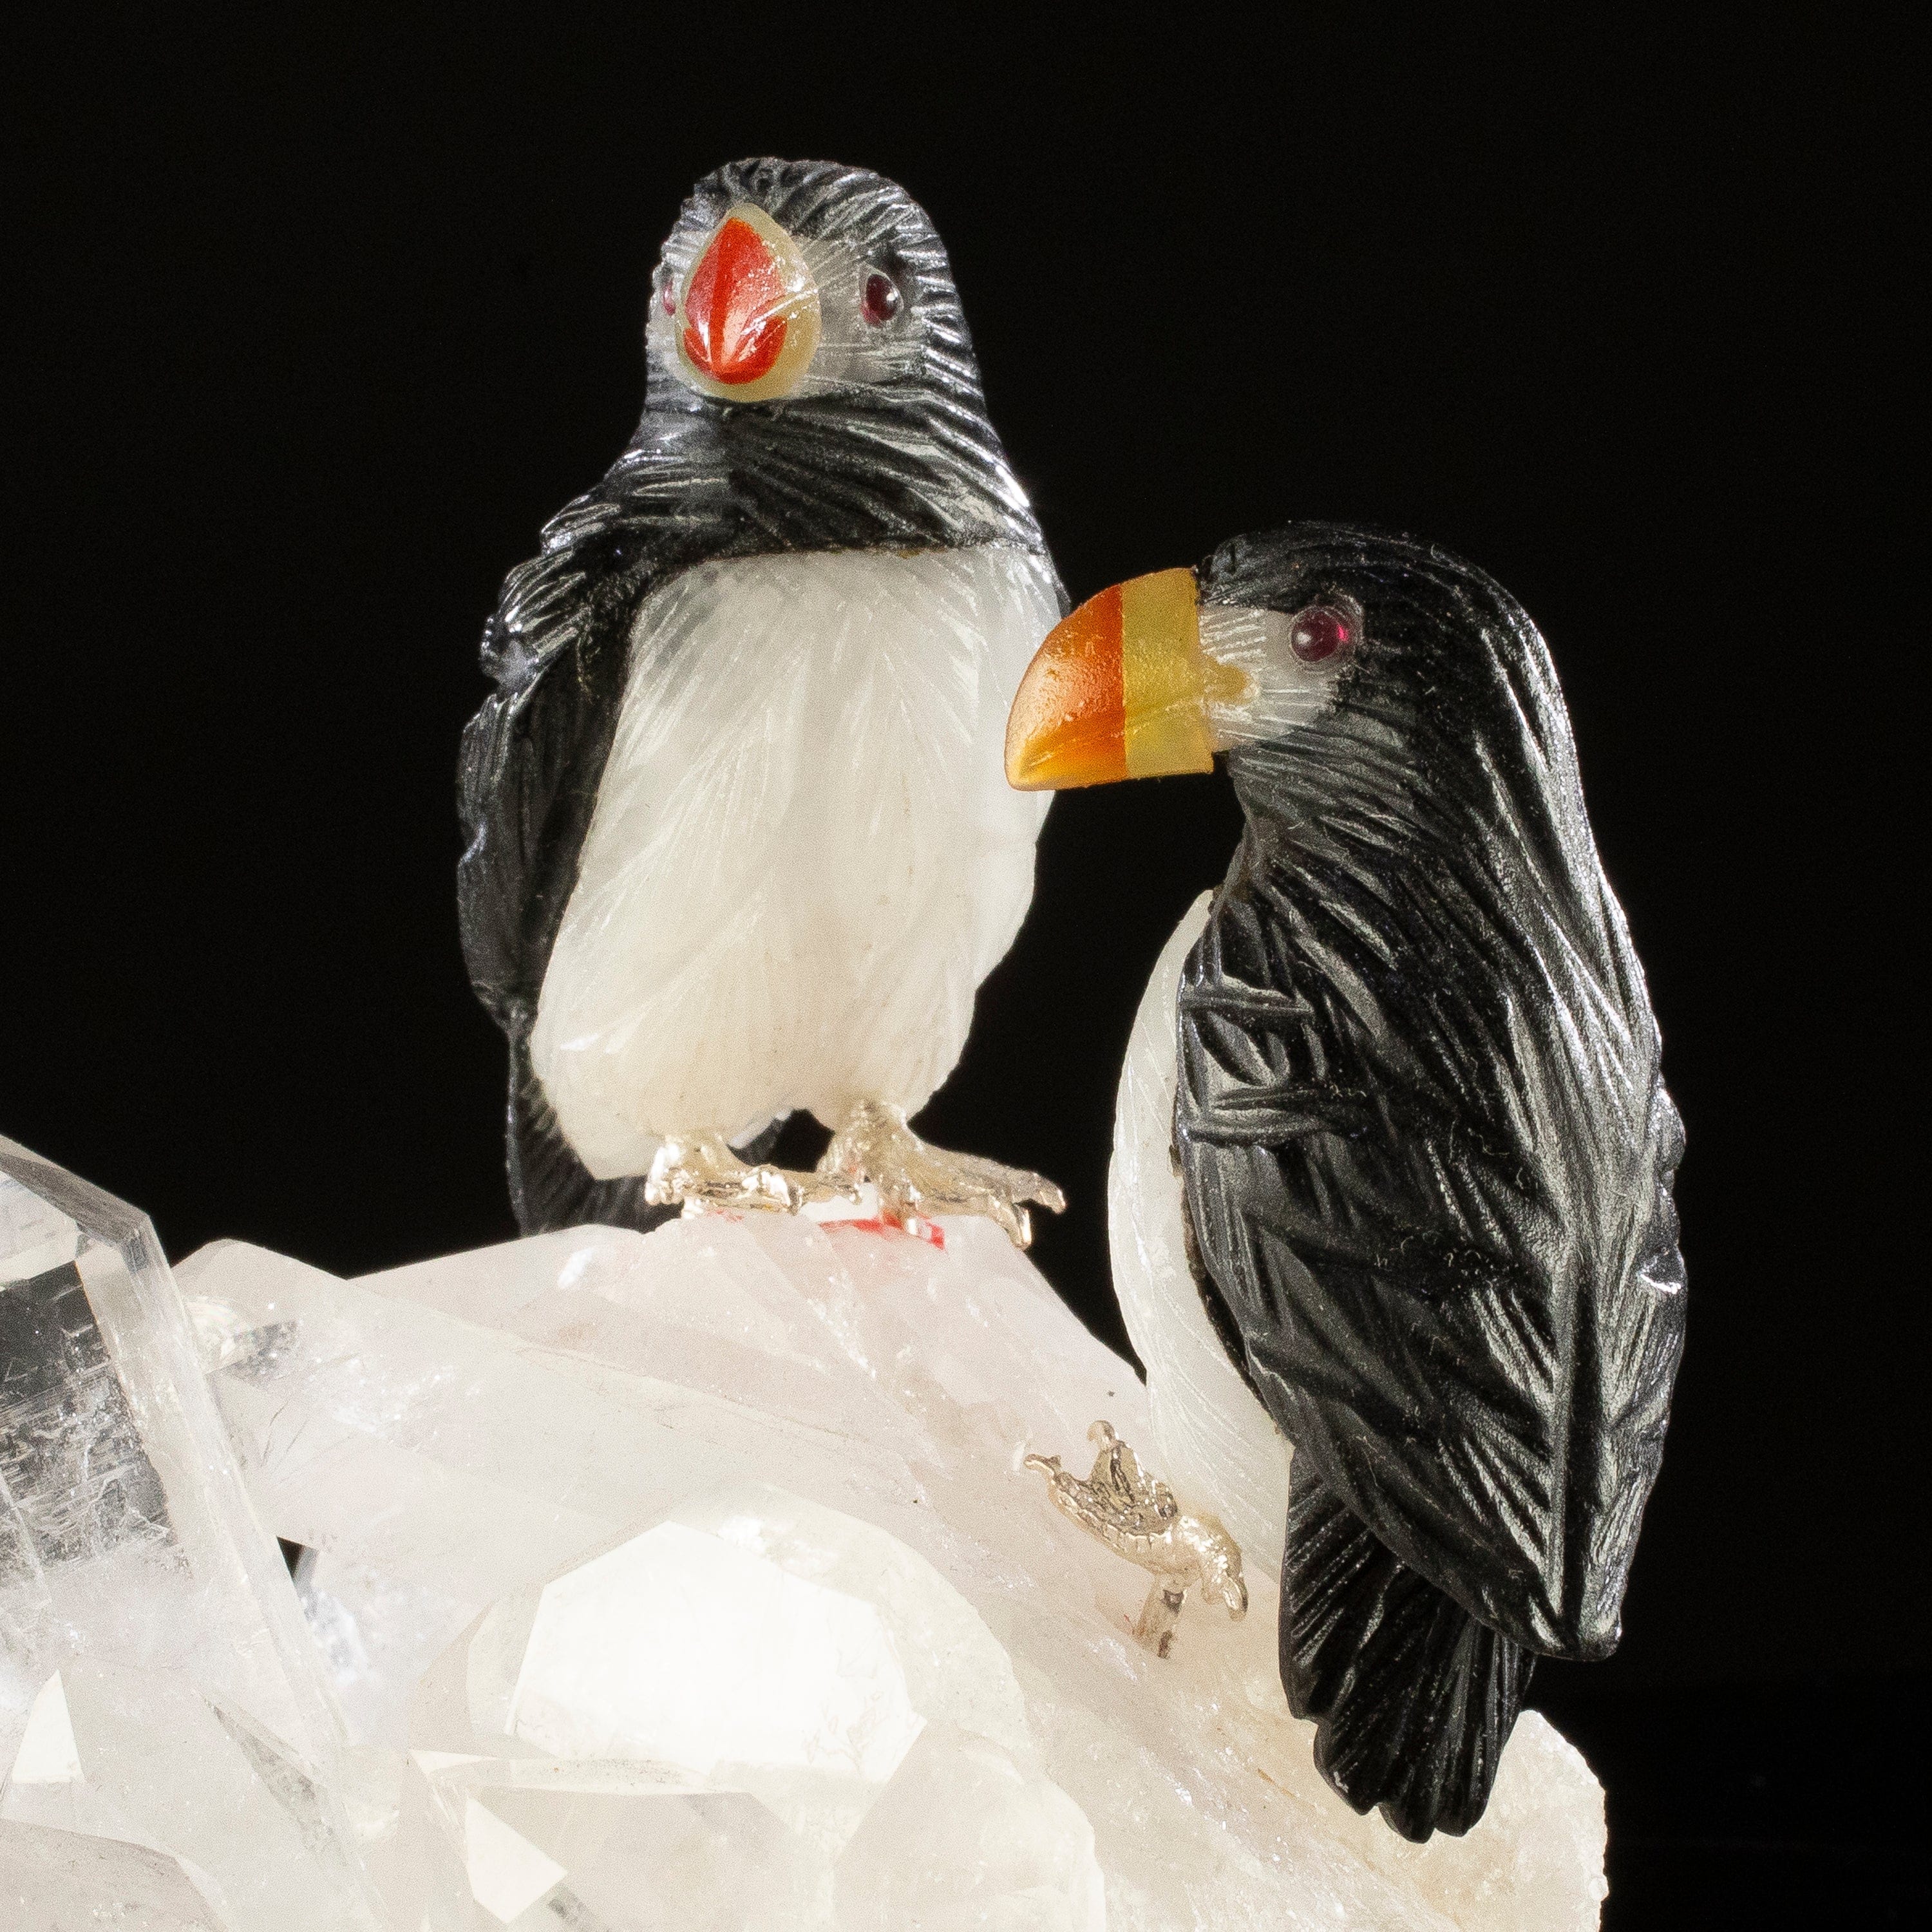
(1005, 568, 1218, 789)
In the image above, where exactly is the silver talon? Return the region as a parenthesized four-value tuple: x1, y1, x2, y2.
(645, 1132, 858, 1218)
(819, 1100, 1066, 1247)
(1025, 1421, 1247, 1656)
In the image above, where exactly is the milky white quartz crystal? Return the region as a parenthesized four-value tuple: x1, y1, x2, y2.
(2, 1133, 1607, 1927)
(1, 1817, 223, 1929)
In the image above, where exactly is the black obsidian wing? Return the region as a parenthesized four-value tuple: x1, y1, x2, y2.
(1280, 1457, 1532, 1839)
(455, 415, 1026, 1234)
(1173, 524, 1685, 1833)
(457, 480, 685, 1235)
(457, 160, 1054, 1234)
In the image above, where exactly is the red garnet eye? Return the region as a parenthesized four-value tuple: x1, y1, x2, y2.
(862, 271, 903, 326)
(1287, 603, 1356, 665)
(657, 267, 676, 316)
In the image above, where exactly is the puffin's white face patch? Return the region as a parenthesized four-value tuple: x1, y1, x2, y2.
(532, 546, 1060, 1178)
(1198, 601, 1353, 750)
(649, 220, 925, 400)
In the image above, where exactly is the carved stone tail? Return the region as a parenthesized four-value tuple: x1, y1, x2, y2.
(1280, 1459, 1533, 1841)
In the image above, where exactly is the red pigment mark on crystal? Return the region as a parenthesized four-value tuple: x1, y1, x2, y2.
(834, 1215, 945, 1249)
(1288, 604, 1354, 665)
(681, 218, 788, 384)
(862, 272, 902, 326)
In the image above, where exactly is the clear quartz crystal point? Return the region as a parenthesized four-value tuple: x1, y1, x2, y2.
(392, 1483, 1104, 1931)
(179, 1208, 1606, 1930)
(0, 1135, 375, 1931)
(2, 1133, 1607, 1927)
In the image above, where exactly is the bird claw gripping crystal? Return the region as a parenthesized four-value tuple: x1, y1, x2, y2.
(644, 1131, 858, 1218)
(819, 1100, 1065, 1248)
(1025, 1421, 1247, 1656)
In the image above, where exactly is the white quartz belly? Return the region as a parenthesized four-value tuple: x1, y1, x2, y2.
(1108, 895, 1296, 1573)
(531, 546, 1059, 1179)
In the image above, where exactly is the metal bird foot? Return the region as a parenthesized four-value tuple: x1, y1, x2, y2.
(1024, 1421, 1247, 1656)
(819, 1100, 1065, 1248)
(645, 1130, 858, 1218)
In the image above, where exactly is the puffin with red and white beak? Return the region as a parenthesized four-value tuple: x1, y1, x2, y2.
(1007, 525, 1687, 1838)
(460, 160, 1066, 1241)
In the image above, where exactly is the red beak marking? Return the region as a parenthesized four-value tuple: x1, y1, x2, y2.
(681, 217, 790, 386)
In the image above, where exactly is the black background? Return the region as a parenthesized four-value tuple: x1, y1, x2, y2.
(6, 12, 1920, 1925)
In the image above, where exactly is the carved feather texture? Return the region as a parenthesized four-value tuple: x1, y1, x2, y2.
(456, 159, 1056, 1233)
(1280, 1458, 1532, 1841)
(530, 547, 1057, 1173)
(1177, 526, 1685, 1664)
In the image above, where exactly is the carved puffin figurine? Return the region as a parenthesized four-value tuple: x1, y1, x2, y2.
(1006, 525, 1686, 1837)
(459, 159, 1066, 1244)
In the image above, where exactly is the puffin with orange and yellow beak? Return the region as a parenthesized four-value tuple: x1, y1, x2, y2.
(1008, 524, 1687, 1838)
(459, 160, 1066, 1240)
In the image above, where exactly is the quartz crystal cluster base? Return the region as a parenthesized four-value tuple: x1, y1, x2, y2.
(1, 1136, 1608, 1928)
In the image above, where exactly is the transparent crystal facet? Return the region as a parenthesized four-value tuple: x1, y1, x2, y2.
(0, 1816, 221, 1930)
(0, 1137, 375, 1929)
(188, 1208, 1604, 1928)
(3, 1133, 1605, 1927)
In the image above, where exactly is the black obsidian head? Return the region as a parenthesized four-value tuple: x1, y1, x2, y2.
(1194, 522, 1643, 1098)
(644, 158, 985, 417)
(1197, 524, 1575, 843)
(611, 158, 1036, 557)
